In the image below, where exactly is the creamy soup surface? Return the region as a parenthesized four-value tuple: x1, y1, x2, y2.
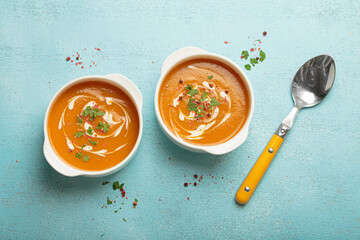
(48, 81, 139, 171)
(159, 59, 250, 146)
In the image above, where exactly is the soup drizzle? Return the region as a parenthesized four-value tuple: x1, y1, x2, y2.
(58, 95, 131, 160)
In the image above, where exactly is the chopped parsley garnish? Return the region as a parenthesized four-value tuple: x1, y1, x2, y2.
(75, 152, 83, 159)
(245, 64, 251, 70)
(96, 122, 103, 129)
(97, 121, 110, 133)
(77, 116, 83, 125)
(122, 218, 127, 222)
(200, 92, 208, 102)
(260, 50, 266, 62)
(107, 197, 112, 205)
(75, 131, 84, 138)
(87, 126, 94, 135)
(82, 106, 105, 121)
(82, 106, 92, 117)
(207, 75, 213, 80)
(242, 51, 249, 60)
(83, 155, 90, 162)
(210, 97, 221, 107)
(88, 139, 98, 145)
(250, 57, 258, 66)
(94, 109, 105, 117)
(113, 181, 125, 190)
(187, 98, 198, 112)
(103, 123, 110, 132)
(75, 144, 89, 162)
(102, 181, 110, 185)
(135, 198, 138, 202)
(185, 85, 193, 91)
(188, 89, 199, 96)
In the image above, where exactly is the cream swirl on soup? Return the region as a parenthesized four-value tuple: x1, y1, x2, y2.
(58, 95, 131, 157)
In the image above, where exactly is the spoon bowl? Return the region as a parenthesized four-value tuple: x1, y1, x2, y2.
(292, 55, 336, 109)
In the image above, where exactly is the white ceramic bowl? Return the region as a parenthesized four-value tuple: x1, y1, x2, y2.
(43, 74, 143, 177)
(154, 47, 254, 155)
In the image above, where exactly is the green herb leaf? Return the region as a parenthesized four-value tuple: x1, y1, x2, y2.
(96, 111, 105, 117)
(207, 75, 213, 80)
(97, 121, 110, 132)
(113, 181, 120, 190)
(77, 116, 83, 125)
(82, 106, 92, 117)
(185, 85, 193, 91)
(210, 97, 221, 107)
(135, 198, 138, 202)
(122, 218, 127, 222)
(188, 89, 199, 96)
(103, 123, 110, 133)
(75, 131, 84, 138)
(113, 181, 125, 190)
(83, 155, 90, 162)
(107, 197, 112, 205)
(260, 50, 266, 62)
(75, 152, 83, 159)
(200, 92, 208, 102)
(245, 64, 251, 70)
(242, 51, 249, 60)
(81, 144, 86, 150)
(250, 58, 258, 66)
(96, 122, 103, 129)
(188, 98, 198, 112)
(88, 139, 98, 145)
(87, 126, 94, 135)
(102, 181, 110, 185)
(93, 108, 105, 117)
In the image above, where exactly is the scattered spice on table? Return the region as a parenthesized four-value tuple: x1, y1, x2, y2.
(65, 47, 109, 69)
(101, 181, 140, 220)
(240, 32, 267, 71)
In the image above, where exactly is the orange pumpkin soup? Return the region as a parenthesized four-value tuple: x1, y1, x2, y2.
(47, 81, 139, 171)
(159, 59, 249, 146)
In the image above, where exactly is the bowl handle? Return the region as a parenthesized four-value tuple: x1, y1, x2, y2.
(43, 140, 80, 177)
(161, 47, 208, 75)
(104, 74, 143, 110)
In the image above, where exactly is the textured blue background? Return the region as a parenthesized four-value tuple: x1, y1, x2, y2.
(1, 0, 360, 239)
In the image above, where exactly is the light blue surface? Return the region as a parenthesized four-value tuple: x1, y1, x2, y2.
(1, 0, 360, 239)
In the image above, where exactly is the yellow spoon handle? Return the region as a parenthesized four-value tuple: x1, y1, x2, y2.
(235, 134, 284, 204)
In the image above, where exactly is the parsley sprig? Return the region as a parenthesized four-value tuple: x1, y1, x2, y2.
(75, 131, 84, 138)
(82, 106, 105, 121)
(87, 126, 94, 135)
(210, 97, 221, 108)
(77, 116, 83, 125)
(75, 144, 90, 162)
(97, 121, 110, 133)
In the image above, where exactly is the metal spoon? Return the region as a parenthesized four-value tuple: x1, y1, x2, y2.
(236, 55, 336, 204)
